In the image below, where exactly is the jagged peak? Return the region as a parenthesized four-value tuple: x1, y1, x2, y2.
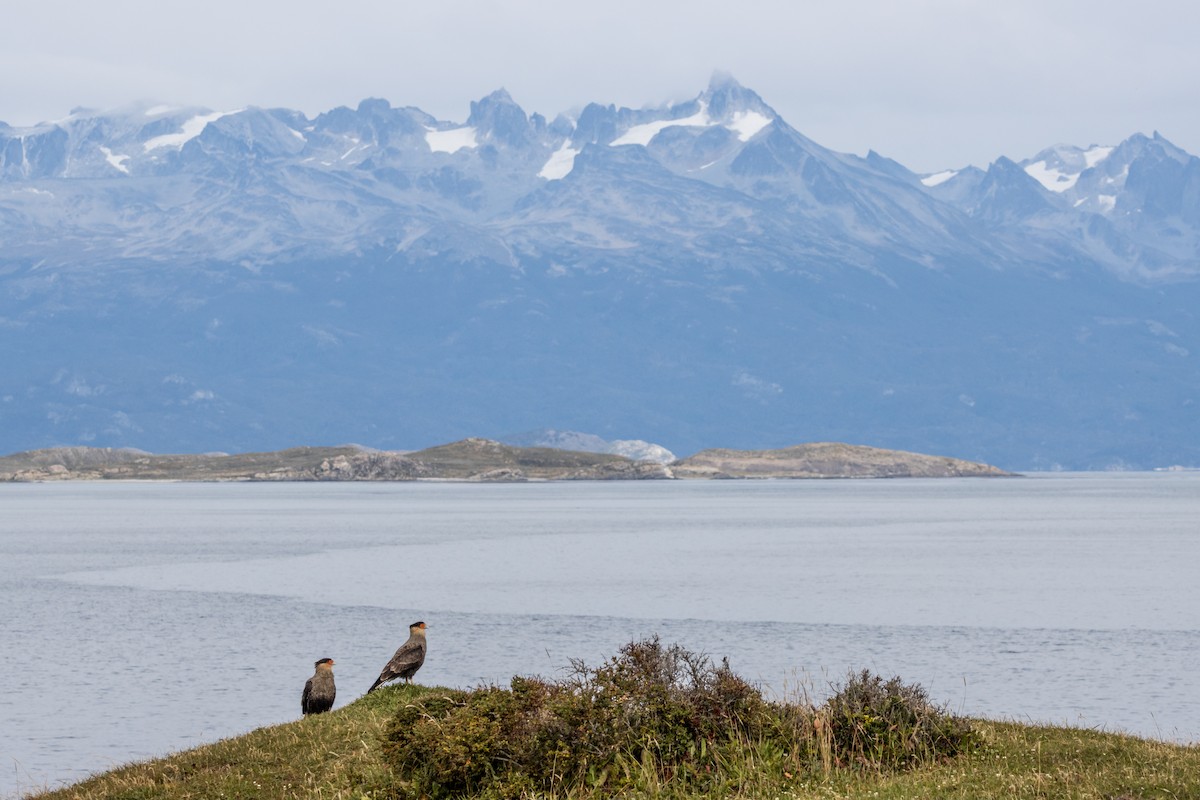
(863, 149, 919, 182)
(975, 156, 1056, 217)
(581, 77, 779, 150)
(698, 75, 776, 120)
(476, 88, 517, 106)
(356, 97, 392, 115)
(990, 155, 1024, 172)
(1025, 142, 1106, 162)
(1023, 132, 1193, 167)
(467, 89, 523, 124)
(1087, 131, 1193, 170)
(981, 156, 1055, 197)
(572, 103, 619, 144)
(1145, 130, 1190, 161)
(466, 88, 533, 147)
(707, 70, 744, 91)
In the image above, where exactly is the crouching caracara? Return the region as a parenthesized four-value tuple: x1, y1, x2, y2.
(367, 620, 427, 692)
(302, 658, 336, 715)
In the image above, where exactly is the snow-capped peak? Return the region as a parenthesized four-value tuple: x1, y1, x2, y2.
(1020, 143, 1113, 193)
(606, 75, 776, 150)
(604, 99, 774, 148)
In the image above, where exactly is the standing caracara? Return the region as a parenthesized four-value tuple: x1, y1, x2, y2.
(301, 658, 336, 715)
(367, 621, 427, 692)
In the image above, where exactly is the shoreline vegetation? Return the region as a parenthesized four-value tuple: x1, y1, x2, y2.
(21, 639, 1199, 800)
(0, 439, 1013, 482)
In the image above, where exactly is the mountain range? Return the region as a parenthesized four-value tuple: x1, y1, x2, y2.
(1, 75, 1197, 470)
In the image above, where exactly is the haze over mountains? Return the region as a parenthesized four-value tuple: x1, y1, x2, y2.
(1, 76, 1197, 470)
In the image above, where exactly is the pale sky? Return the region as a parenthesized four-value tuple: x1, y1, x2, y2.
(2, 0, 1197, 173)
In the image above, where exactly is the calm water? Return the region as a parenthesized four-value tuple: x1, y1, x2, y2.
(2, 475, 1198, 797)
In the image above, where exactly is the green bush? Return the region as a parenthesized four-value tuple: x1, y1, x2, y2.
(380, 639, 974, 798)
(820, 668, 977, 770)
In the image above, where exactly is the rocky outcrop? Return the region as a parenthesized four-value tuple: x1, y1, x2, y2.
(467, 467, 528, 482)
(253, 452, 433, 481)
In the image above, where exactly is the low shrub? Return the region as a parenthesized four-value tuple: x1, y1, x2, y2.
(819, 668, 977, 770)
(380, 638, 974, 798)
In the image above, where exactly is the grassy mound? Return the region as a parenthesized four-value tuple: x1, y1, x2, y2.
(23, 640, 1200, 800)
(22, 685, 411, 799)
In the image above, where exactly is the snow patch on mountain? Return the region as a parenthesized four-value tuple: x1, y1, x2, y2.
(424, 125, 478, 154)
(340, 140, 371, 160)
(143, 111, 235, 151)
(99, 146, 129, 174)
(921, 169, 958, 187)
(1024, 159, 1079, 192)
(608, 101, 771, 148)
(538, 142, 580, 180)
(1084, 145, 1114, 167)
(611, 104, 714, 147)
(728, 110, 772, 141)
(1021, 143, 1115, 193)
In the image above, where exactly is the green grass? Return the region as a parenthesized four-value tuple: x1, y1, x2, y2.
(28, 690, 1200, 800)
(23, 686, 413, 800)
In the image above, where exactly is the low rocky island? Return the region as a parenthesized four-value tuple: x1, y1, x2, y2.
(0, 438, 1013, 482)
(670, 442, 1012, 479)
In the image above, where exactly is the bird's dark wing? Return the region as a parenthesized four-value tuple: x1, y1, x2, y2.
(302, 677, 314, 714)
(367, 638, 426, 692)
(387, 639, 426, 676)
